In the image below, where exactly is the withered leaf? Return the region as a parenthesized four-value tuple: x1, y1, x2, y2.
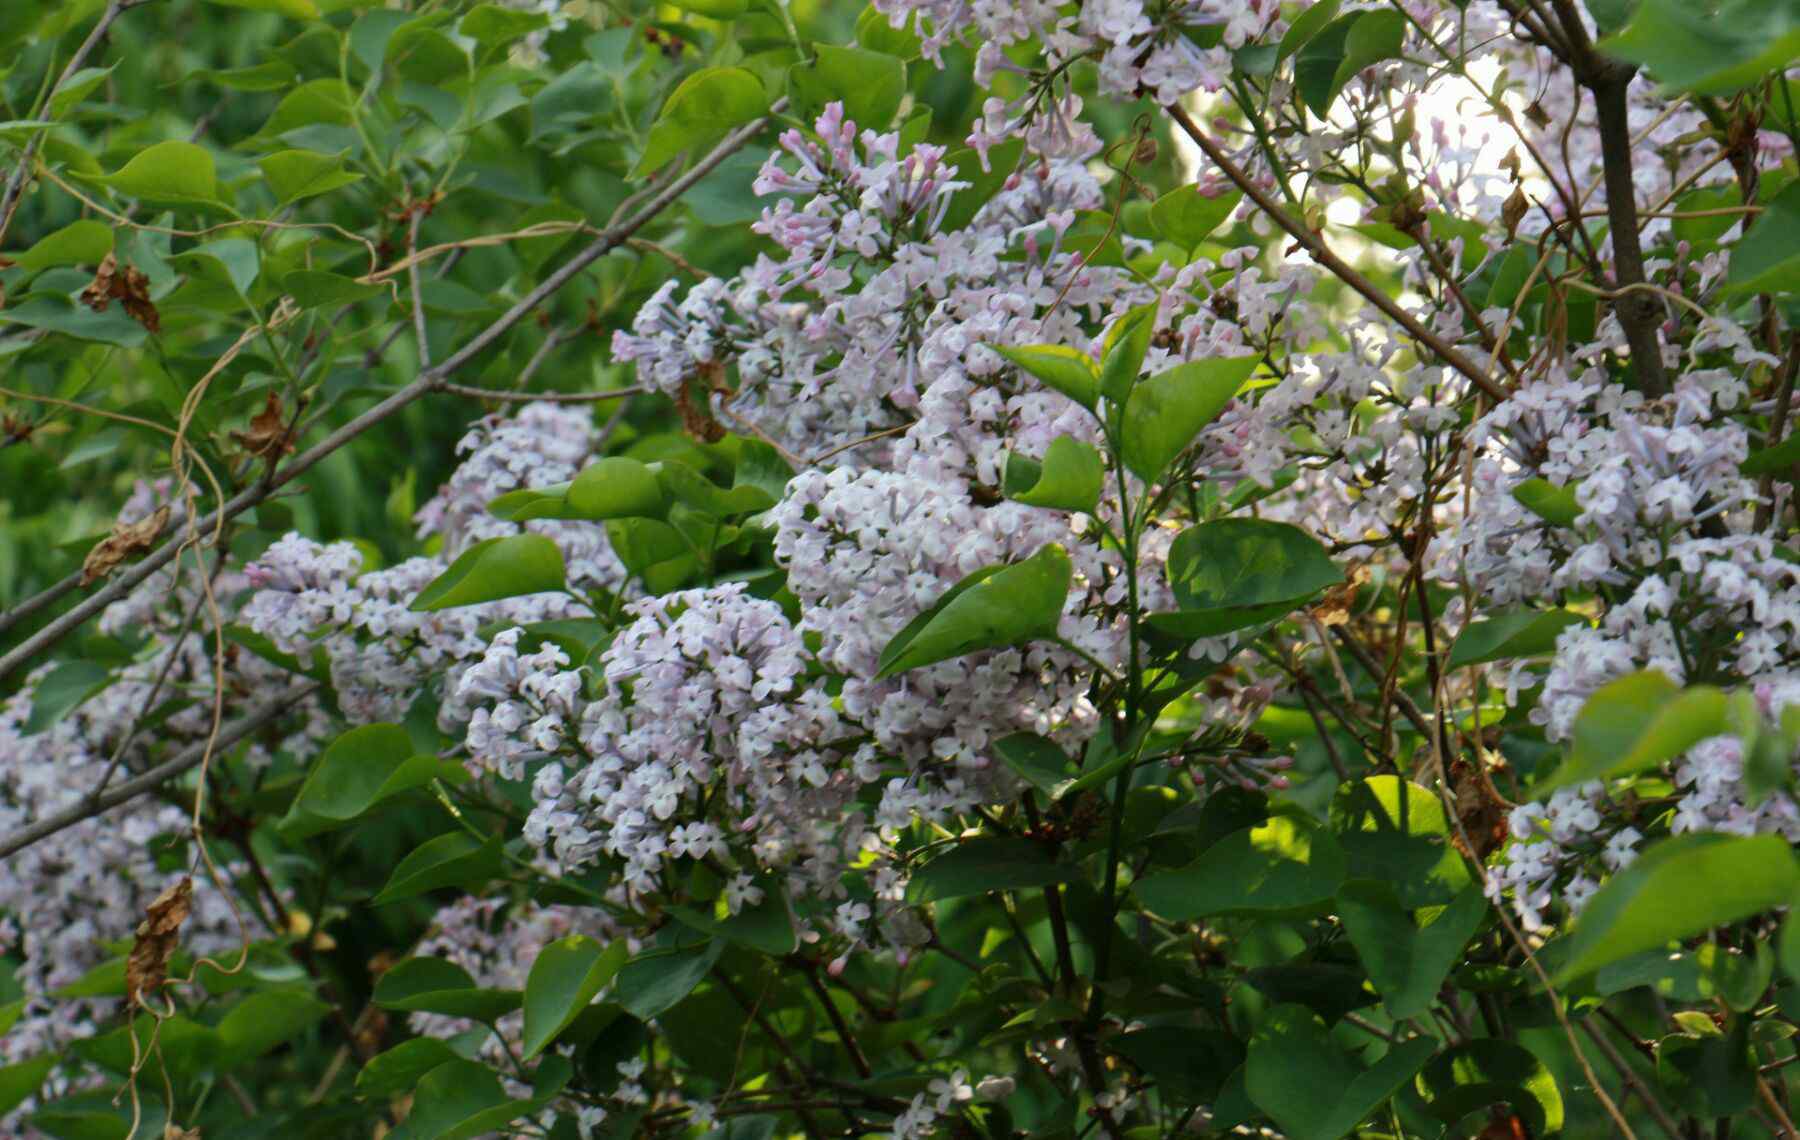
(165, 1126, 203, 1140)
(1501, 186, 1530, 240)
(81, 503, 170, 586)
(1310, 564, 1368, 628)
(231, 391, 296, 464)
(79, 253, 162, 334)
(126, 876, 192, 1008)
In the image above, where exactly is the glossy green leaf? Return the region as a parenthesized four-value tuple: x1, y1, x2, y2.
(939, 139, 1023, 233)
(357, 1038, 463, 1099)
(1337, 880, 1488, 1019)
(1119, 356, 1256, 480)
(1446, 608, 1585, 669)
(789, 45, 906, 129)
(1552, 832, 1800, 983)
(992, 732, 1078, 796)
(398, 1060, 533, 1140)
(1152, 518, 1341, 636)
(874, 543, 1071, 679)
(1296, 10, 1407, 116)
(283, 269, 384, 308)
(373, 831, 505, 905)
(409, 534, 566, 610)
(1246, 1004, 1436, 1140)
(1329, 776, 1471, 907)
(1278, 0, 1342, 59)
(1149, 187, 1242, 249)
(0, 1056, 56, 1118)
(566, 456, 666, 520)
(216, 990, 330, 1062)
(1136, 815, 1346, 919)
(201, 0, 321, 17)
(633, 67, 767, 177)
(1099, 306, 1155, 407)
(906, 837, 1077, 903)
(373, 957, 521, 1022)
(1727, 180, 1800, 295)
(1538, 671, 1727, 793)
(1512, 477, 1582, 526)
(994, 344, 1100, 409)
(1002, 436, 1104, 514)
(21, 661, 109, 734)
(290, 723, 420, 822)
(521, 936, 628, 1059)
(1601, 0, 1800, 97)
(1656, 1025, 1757, 1118)
(616, 938, 722, 1020)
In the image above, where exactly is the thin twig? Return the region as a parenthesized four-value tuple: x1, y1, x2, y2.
(0, 684, 315, 859)
(440, 382, 648, 404)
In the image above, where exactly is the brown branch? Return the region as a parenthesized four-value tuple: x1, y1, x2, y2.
(0, 100, 785, 683)
(0, 683, 316, 860)
(1164, 104, 1508, 403)
(1590, 73, 1670, 396)
(440, 382, 649, 404)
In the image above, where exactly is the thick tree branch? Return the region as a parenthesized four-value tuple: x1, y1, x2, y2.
(1165, 103, 1508, 403)
(1591, 74, 1670, 396)
(0, 102, 783, 682)
(0, 682, 316, 859)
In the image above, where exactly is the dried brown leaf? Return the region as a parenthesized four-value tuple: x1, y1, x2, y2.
(165, 1126, 203, 1140)
(81, 503, 171, 586)
(1501, 186, 1530, 240)
(230, 391, 296, 464)
(1310, 564, 1369, 627)
(79, 253, 161, 333)
(126, 876, 192, 1008)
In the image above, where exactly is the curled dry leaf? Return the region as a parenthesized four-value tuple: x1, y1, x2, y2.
(164, 1126, 203, 1140)
(1310, 564, 1369, 627)
(679, 362, 727, 444)
(79, 253, 161, 334)
(81, 503, 171, 586)
(126, 876, 193, 1008)
(1501, 185, 1530, 240)
(231, 391, 297, 464)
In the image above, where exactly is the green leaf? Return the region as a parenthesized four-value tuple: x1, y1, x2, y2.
(939, 139, 1023, 233)
(1149, 187, 1242, 249)
(1741, 429, 1800, 479)
(668, 875, 797, 955)
(1278, 0, 1342, 59)
(789, 45, 906, 129)
(373, 831, 505, 905)
(992, 733, 1078, 796)
(48, 67, 116, 119)
(1296, 10, 1407, 117)
(1414, 1039, 1564, 1137)
(259, 79, 354, 139)
(1656, 1024, 1757, 1117)
(856, 4, 921, 57)
(1099, 306, 1155, 407)
(1136, 815, 1347, 919)
(0, 295, 148, 347)
(409, 534, 566, 610)
(1728, 180, 1800, 295)
(874, 543, 1071, 679)
(994, 344, 1100, 409)
(216, 990, 330, 1062)
(357, 1038, 464, 1099)
(194, 60, 299, 91)
(671, 0, 750, 13)
(398, 1060, 533, 1140)
(200, 0, 321, 17)
(460, 3, 550, 54)
(1329, 776, 1471, 907)
(283, 269, 384, 308)
(1337, 881, 1488, 1019)
(633, 67, 767, 177)
(1600, 0, 1800, 97)
(89, 141, 226, 212)
(259, 149, 363, 205)
(1446, 608, 1585, 669)
(617, 938, 722, 1020)
(373, 957, 521, 1022)
(1552, 832, 1800, 983)
(1152, 518, 1341, 636)
(0, 1055, 56, 1118)
(1003, 436, 1104, 514)
(1119, 356, 1257, 480)
(1245, 1004, 1437, 1140)
(566, 457, 667, 520)
(906, 837, 1077, 903)
(1537, 671, 1727, 794)
(290, 723, 413, 821)
(1108, 1028, 1243, 1105)
(15, 220, 112, 272)
(521, 936, 628, 1060)
(1512, 477, 1582, 526)
(22, 661, 109, 734)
